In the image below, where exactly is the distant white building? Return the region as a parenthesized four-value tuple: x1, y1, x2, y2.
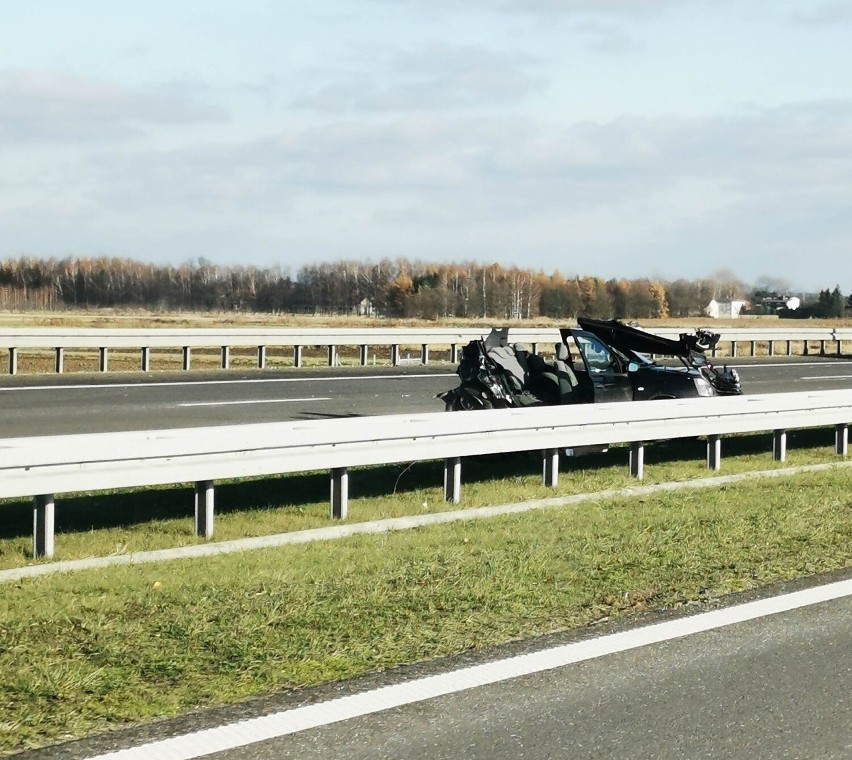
(705, 299, 748, 319)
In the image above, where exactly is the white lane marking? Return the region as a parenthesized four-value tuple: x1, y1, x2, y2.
(801, 375, 852, 380)
(176, 397, 331, 408)
(0, 373, 455, 392)
(85, 577, 852, 760)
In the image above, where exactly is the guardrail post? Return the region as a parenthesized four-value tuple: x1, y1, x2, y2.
(8, 347, 17, 375)
(221, 346, 230, 370)
(706, 434, 722, 471)
(785, 340, 792, 356)
(836, 424, 849, 456)
(837, 340, 842, 357)
(421, 344, 429, 365)
(803, 341, 810, 356)
(629, 442, 644, 479)
(360, 344, 369, 366)
(773, 429, 787, 462)
(542, 448, 559, 487)
(257, 345, 266, 369)
(99, 347, 109, 372)
(328, 345, 337, 367)
(820, 340, 826, 356)
(391, 345, 400, 367)
(141, 347, 150, 372)
(451, 344, 459, 364)
(730, 341, 737, 358)
(33, 494, 55, 558)
(768, 340, 775, 357)
(444, 457, 461, 503)
(54, 347, 64, 373)
(331, 467, 348, 519)
(194, 480, 215, 538)
(182, 346, 191, 370)
(749, 341, 756, 357)
(294, 345, 302, 368)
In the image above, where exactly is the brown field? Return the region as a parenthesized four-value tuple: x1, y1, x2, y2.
(0, 309, 849, 375)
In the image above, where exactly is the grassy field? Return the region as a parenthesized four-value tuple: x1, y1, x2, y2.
(0, 427, 851, 753)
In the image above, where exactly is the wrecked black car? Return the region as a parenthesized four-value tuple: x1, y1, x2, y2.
(438, 317, 742, 411)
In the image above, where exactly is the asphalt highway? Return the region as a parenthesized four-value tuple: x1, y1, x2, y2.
(1, 357, 851, 438)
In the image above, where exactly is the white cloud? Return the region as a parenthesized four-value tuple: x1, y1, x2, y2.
(0, 69, 228, 142)
(290, 45, 546, 113)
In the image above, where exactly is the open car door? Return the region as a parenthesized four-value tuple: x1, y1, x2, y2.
(561, 329, 633, 403)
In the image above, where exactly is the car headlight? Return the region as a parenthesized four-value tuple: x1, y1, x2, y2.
(694, 377, 715, 397)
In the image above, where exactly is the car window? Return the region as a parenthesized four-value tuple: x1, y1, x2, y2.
(574, 334, 617, 373)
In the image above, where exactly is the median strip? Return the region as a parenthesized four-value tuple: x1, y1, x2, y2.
(4, 460, 850, 584)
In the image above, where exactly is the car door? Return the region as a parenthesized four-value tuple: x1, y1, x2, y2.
(569, 331, 633, 402)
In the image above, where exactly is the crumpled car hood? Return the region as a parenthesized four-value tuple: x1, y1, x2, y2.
(575, 317, 718, 359)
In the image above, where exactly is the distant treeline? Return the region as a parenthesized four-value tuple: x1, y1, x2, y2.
(0, 255, 841, 320)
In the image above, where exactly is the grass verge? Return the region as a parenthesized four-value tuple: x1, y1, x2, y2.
(0, 428, 846, 569)
(1, 459, 851, 753)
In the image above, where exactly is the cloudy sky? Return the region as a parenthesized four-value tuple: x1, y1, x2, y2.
(2, 1, 851, 291)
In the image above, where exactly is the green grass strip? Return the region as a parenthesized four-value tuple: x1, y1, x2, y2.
(1, 466, 851, 754)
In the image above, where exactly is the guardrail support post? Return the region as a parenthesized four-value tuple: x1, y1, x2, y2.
(391, 345, 400, 367)
(750, 341, 756, 357)
(8, 347, 17, 375)
(421, 344, 429, 365)
(54, 347, 64, 373)
(819, 340, 826, 356)
(542, 448, 559, 487)
(450, 344, 459, 364)
(182, 346, 191, 370)
(803, 341, 810, 356)
(730, 341, 737, 358)
(328, 345, 337, 367)
(221, 346, 230, 370)
(773, 429, 787, 462)
(294, 345, 302, 368)
(768, 340, 775, 357)
(836, 424, 849, 456)
(99, 347, 109, 372)
(629, 442, 644, 479)
(141, 347, 150, 372)
(444, 457, 461, 503)
(33, 494, 55, 558)
(785, 340, 792, 356)
(706, 434, 722, 471)
(359, 344, 369, 366)
(331, 467, 348, 519)
(194, 480, 215, 538)
(257, 345, 266, 369)
(837, 340, 842, 357)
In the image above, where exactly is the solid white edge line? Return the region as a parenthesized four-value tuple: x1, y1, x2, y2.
(86, 576, 852, 760)
(0, 373, 455, 392)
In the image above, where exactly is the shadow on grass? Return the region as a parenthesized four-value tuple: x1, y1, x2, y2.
(0, 428, 841, 541)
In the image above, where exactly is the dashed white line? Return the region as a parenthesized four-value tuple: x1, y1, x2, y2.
(177, 397, 331, 407)
(85, 577, 852, 760)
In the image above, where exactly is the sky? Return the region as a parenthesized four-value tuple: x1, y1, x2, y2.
(1, 0, 851, 292)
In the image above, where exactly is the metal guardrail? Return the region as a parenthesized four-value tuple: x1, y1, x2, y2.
(0, 326, 849, 374)
(3, 389, 850, 558)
